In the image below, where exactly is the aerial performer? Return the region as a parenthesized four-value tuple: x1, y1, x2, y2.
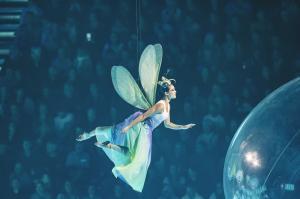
(76, 44, 196, 192)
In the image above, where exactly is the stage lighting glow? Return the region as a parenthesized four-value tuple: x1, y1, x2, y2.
(244, 151, 261, 168)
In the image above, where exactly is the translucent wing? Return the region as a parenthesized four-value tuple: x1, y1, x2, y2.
(111, 66, 151, 110)
(139, 44, 163, 106)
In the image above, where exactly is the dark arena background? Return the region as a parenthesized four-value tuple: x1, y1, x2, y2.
(1, 0, 300, 198)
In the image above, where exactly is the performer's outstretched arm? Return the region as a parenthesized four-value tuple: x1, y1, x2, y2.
(164, 116, 195, 130)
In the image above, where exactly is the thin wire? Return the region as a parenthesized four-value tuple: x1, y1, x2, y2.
(136, 0, 139, 66)
(139, 0, 141, 55)
(136, 0, 142, 67)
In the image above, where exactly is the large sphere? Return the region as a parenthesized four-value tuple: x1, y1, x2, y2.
(223, 78, 300, 198)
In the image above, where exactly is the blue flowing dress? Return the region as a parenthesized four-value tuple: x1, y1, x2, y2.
(95, 100, 169, 192)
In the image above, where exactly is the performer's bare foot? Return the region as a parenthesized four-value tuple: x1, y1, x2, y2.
(94, 141, 112, 149)
(76, 132, 91, 141)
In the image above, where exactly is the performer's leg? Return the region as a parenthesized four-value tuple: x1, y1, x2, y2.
(95, 141, 129, 154)
(94, 126, 111, 136)
(76, 126, 111, 141)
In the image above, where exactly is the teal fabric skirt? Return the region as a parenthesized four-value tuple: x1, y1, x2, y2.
(95, 111, 152, 192)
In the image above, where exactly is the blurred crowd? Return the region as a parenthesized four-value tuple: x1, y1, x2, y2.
(1, 0, 300, 198)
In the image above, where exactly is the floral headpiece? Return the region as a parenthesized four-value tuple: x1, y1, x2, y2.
(157, 76, 176, 88)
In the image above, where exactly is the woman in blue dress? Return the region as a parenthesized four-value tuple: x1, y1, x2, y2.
(76, 44, 195, 192)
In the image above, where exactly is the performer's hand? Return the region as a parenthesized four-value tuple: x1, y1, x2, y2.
(184, 123, 196, 129)
(122, 126, 130, 133)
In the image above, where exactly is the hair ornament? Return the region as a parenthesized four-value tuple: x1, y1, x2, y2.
(157, 76, 176, 87)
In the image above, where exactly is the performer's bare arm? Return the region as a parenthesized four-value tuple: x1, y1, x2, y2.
(164, 115, 195, 130)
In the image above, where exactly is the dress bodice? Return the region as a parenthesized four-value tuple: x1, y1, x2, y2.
(145, 100, 169, 130)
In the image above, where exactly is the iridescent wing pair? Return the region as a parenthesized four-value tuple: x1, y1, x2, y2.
(111, 44, 163, 110)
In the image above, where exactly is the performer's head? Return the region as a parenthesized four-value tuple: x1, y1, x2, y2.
(157, 76, 176, 100)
